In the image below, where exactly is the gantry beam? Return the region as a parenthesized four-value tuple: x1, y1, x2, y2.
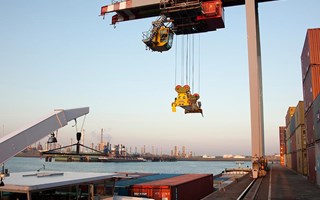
(0, 107, 89, 164)
(101, 0, 276, 24)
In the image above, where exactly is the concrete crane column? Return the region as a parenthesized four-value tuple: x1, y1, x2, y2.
(245, 0, 265, 160)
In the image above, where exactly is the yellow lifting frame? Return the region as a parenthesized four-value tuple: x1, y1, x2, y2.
(171, 85, 203, 116)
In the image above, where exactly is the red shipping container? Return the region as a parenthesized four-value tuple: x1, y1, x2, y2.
(131, 174, 213, 200)
(307, 145, 316, 184)
(291, 151, 297, 172)
(301, 28, 320, 81)
(305, 108, 315, 145)
(315, 143, 320, 185)
(303, 65, 320, 112)
(313, 93, 320, 141)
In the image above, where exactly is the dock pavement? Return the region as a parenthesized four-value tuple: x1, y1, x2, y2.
(203, 163, 320, 200)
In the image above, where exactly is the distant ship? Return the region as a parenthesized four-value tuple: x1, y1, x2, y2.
(98, 157, 147, 162)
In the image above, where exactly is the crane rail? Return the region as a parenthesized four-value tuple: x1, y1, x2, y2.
(236, 177, 263, 200)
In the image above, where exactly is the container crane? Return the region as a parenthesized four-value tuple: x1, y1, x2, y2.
(101, 0, 278, 178)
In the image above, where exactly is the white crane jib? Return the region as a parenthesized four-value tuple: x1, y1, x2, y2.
(0, 107, 89, 164)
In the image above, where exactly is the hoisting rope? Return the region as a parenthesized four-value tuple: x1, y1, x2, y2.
(72, 114, 87, 134)
(174, 34, 201, 93)
(186, 35, 189, 86)
(174, 34, 201, 94)
(191, 34, 195, 94)
(175, 35, 178, 86)
(198, 34, 201, 94)
(181, 36, 185, 86)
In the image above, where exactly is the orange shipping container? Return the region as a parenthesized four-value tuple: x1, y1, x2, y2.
(130, 174, 213, 200)
(301, 28, 320, 81)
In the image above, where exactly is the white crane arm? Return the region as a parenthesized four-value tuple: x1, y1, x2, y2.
(0, 107, 89, 164)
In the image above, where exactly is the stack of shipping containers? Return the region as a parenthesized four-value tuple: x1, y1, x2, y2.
(294, 101, 307, 175)
(301, 28, 320, 184)
(279, 126, 286, 166)
(284, 102, 307, 175)
(285, 107, 295, 169)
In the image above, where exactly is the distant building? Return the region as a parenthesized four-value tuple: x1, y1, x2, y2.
(174, 146, 178, 157)
(233, 155, 245, 159)
(202, 154, 215, 159)
(182, 146, 186, 157)
(223, 154, 233, 158)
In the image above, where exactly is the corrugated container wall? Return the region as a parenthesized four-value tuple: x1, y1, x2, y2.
(306, 108, 315, 146)
(313, 93, 320, 142)
(297, 150, 303, 174)
(296, 150, 308, 176)
(303, 150, 308, 175)
(286, 153, 292, 169)
(307, 145, 316, 184)
(291, 134, 297, 153)
(316, 143, 320, 187)
(286, 138, 291, 154)
(295, 125, 306, 151)
(286, 125, 292, 141)
(290, 116, 296, 135)
(291, 151, 298, 172)
(286, 107, 296, 127)
(294, 101, 305, 126)
(301, 28, 320, 81)
(303, 65, 320, 112)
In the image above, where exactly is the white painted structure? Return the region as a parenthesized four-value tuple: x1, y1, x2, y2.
(0, 107, 89, 164)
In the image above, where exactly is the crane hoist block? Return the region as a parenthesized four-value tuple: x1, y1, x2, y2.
(171, 85, 203, 116)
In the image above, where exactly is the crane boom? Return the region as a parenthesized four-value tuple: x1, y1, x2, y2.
(0, 107, 89, 164)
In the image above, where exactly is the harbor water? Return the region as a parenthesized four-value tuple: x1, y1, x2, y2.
(5, 157, 251, 175)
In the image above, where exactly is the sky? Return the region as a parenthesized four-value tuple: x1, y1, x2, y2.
(0, 0, 319, 156)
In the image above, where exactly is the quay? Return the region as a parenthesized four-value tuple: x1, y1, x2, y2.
(204, 163, 320, 199)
